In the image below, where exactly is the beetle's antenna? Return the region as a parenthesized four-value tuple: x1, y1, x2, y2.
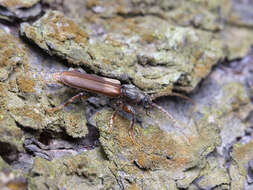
(151, 91, 196, 118)
(150, 102, 190, 145)
(150, 102, 178, 126)
(151, 91, 195, 106)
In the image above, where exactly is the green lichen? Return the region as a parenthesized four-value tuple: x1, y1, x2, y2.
(0, 30, 28, 81)
(28, 148, 116, 190)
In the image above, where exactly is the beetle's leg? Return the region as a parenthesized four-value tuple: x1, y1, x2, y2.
(48, 92, 86, 112)
(109, 101, 122, 133)
(122, 104, 136, 144)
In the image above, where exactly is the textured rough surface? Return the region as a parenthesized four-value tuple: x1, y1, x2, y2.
(230, 141, 253, 190)
(27, 148, 117, 190)
(0, 31, 28, 165)
(0, 0, 41, 21)
(90, 52, 253, 189)
(227, 0, 253, 27)
(0, 0, 253, 190)
(0, 30, 28, 81)
(221, 26, 253, 59)
(0, 157, 27, 190)
(20, 10, 225, 93)
(45, 0, 230, 31)
(221, 0, 253, 59)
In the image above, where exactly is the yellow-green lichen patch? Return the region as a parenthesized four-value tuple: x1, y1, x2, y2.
(28, 149, 116, 189)
(161, 0, 230, 31)
(128, 184, 141, 190)
(0, 110, 24, 152)
(45, 91, 89, 137)
(214, 81, 251, 124)
(195, 79, 252, 132)
(16, 75, 35, 93)
(222, 82, 249, 111)
(0, 0, 41, 21)
(41, 11, 89, 45)
(9, 106, 44, 130)
(230, 141, 253, 190)
(94, 108, 220, 181)
(194, 156, 230, 189)
(221, 26, 253, 59)
(62, 110, 88, 138)
(0, 157, 10, 169)
(0, 0, 39, 9)
(0, 30, 28, 81)
(21, 10, 89, 51)
(0, 83, 8, 109)
(221, 0, 253, 59)
(20, 11, 92, 67)
(232, 142, 253, 171)
(86, 0, 100, 9)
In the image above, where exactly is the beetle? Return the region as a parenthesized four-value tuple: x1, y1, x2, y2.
(49, 70, 192, 143)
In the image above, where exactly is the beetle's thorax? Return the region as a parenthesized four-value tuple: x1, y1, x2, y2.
(120, 84, 151, 107)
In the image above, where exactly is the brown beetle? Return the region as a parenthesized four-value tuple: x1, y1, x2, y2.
(49, 70, 191, 143)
